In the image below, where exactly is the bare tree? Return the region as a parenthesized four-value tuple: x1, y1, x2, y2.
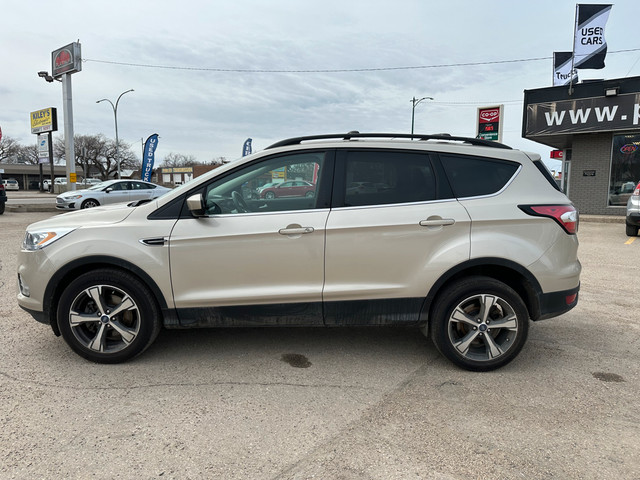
(161, 152, 198, 168)
(16, 144, 40, 165)
(0, 135, 21, 163)
(55, 134, 139, 180)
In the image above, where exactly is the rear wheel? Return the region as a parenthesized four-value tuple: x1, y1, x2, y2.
(0, 202, 5, 215)
(57, 269, 161, 363)
(430, 276, 529, 371)
(625, 223, 638, 236)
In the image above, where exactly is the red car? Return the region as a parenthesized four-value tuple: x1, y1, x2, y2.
(260, 180, 315, 199)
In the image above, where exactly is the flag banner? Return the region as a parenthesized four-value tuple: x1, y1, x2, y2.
(554, 52, 579, 86)
(573, 4, 612, 70)
(141, 134, 159, 182)
(242, 138, 252, 157)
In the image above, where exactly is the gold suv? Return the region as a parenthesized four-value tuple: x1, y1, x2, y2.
(17, 133, 581, 371)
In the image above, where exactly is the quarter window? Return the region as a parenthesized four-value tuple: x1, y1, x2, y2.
(441, 154, 519, 198)
(343, 151, 436, 207)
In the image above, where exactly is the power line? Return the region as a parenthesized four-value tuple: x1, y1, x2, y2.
(83, 48, 640, 74)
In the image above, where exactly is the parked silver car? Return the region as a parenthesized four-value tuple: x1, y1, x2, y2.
(625, 181, 640, 236)
(19, 133, 580, 371)
(56, 179, 171, 210)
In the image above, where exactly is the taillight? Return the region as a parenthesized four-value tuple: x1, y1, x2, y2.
(633, 183, 640, 197)
(519, 204, 578, 234)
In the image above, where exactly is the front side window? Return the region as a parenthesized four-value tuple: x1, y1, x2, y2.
(609, 133, 640, 206)
(343, 150, 436, 207)
(441, 154, 519, 198)
(203, 152, 326, 215)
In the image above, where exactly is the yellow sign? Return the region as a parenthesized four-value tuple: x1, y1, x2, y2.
(30, 108, 58, 134)
(69, 173, 77, 183)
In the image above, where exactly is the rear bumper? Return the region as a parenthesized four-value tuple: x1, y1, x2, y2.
(535, 284, 580, 320)
(626, 212, 640, 226)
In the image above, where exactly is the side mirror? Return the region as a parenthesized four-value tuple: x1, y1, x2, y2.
(187, 194, 206, 217)
(187, 194, 222, 217)
(105, 187, 113, 193)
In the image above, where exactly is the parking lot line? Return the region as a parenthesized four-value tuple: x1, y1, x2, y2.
(625, 237, 636, 245)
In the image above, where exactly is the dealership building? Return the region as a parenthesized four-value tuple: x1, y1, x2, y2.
(523, 75, 640, 216)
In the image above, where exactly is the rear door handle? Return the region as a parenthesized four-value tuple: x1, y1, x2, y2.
(419, 218, 455, 227)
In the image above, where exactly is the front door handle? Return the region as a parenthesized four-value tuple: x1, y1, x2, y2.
(419, 218, 455, 227)
(278, 226, 315, 235)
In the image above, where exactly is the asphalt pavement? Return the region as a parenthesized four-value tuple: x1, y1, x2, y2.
(0, 209, 638, 479)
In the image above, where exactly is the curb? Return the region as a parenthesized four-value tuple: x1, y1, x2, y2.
(6, 204, 58, 213)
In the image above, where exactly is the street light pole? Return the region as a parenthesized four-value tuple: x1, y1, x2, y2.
(97, 89, 134, 179)
(410, 96, 434, 135)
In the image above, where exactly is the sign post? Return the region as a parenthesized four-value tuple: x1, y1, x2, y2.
(476, 105, 504, 142)
(30, 107, 58, 191)
(52, 42, 82, 191)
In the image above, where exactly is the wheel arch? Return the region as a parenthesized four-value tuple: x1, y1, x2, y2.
(421, 258, 543, 325)
(81, 198, 100, 208)
(43, 255, 171, 336)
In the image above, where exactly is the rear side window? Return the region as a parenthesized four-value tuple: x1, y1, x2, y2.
(441, 154, 519, 198)
(343, 151, 436, 206)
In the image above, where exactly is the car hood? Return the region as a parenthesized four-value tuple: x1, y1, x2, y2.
(27, 203, 135, 231)
(58, 188, 95, 198)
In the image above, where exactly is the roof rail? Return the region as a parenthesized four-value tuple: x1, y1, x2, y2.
(265, 132, 512, 150)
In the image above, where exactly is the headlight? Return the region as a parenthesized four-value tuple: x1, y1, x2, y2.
(22, 228, 76, 251)
(63, 195, 83, 200)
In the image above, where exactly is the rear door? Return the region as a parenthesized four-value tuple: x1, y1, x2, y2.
(323, 149, 471, 325)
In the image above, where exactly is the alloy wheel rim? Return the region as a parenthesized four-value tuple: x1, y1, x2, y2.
(68, 284, 141, 353)
(447, 294, 519, 362)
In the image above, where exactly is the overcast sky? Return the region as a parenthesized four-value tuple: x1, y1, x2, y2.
(2, 0, 639, 171)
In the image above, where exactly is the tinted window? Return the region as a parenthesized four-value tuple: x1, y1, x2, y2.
(343, 151, 436, 207)
(441, 154, 519, 198)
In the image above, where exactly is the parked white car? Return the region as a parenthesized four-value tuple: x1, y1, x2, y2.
(55, 179, 171, 210)
(2, 179, 19, 190)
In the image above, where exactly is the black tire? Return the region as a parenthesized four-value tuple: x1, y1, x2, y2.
(265, 191, 275, 199)
(0, 202, 5, 215)
(625, 223, 638, 237)
(57, 269, 162, 363)
(81, 199, 100, 209)
(430, 276, 529, 372)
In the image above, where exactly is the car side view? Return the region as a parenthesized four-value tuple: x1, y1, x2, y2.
(55, 179, 171, 210)
(17, 133, 581, 371)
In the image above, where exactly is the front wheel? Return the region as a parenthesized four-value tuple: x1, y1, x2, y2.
(57, 269, 161, 363)
(81, 199, 100, 209)
(430, 276, 529, 371)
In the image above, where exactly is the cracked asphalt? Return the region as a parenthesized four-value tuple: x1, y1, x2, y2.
(1, 211, 639, 479)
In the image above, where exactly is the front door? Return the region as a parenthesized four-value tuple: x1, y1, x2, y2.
(168, 150, 332, 327)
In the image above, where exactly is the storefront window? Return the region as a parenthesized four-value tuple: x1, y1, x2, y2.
(609, 133, 640, 206)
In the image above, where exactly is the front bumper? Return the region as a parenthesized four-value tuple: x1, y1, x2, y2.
(55, 198, 78, 210)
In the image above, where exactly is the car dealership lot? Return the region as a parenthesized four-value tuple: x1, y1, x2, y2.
(0, 211, 638, 479)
